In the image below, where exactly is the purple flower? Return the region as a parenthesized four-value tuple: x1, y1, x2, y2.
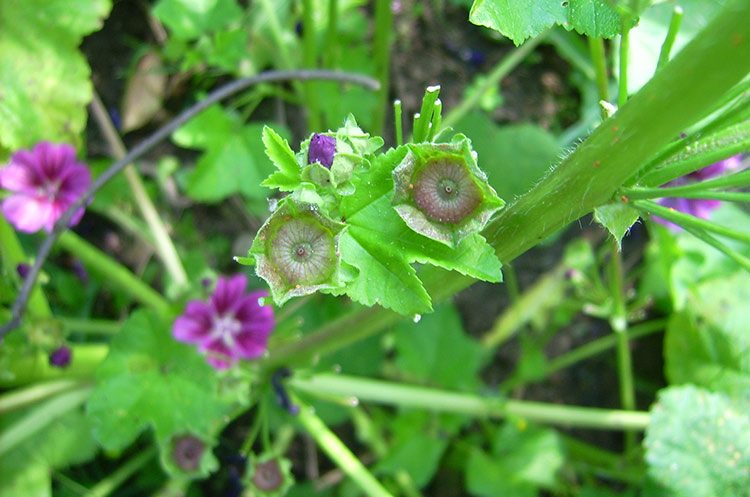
(0, 142, 91, 233)
(307, 134, 336, 168)
(49, 346, 72, 368)
(655, 155, 743, 231)
(173, 275, 275, 369)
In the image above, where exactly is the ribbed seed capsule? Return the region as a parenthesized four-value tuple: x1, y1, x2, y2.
(251, 202, 344, 305)
(412, 159, 481, 224)
(392, 137, 505, 247)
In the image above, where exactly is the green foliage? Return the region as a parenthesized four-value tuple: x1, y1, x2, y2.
(469, 0, 629, 45)
(0, 0, 112, 153)
(86, 310, 233, 475)
(173, 105, 281, 206)
(594, 202, 640, 250)
(261, 125, 303, 192)
(466, 423, 565, 496)
(392, 303, 484, 390)
(645, 385, 750, 497)
(154, 0, 243, 39)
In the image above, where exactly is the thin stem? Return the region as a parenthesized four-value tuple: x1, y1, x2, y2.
(626, 190, 750, 203)
(0, 69, 379, 339)
(680, 222, 750, 273)
(323, 0, 339, 69)
(90, 91, 188, 287)
(58, 231, 171, 316)
(0, 216, 52, 319)
(608, 239, 636, 453)
(0, 379, 86, 414)
(393, 99, 403, 146)
(633, 199, 750, 245)
(625, 168, 750, 198)
(618, 27, 630, 108)
(82, 446, 156, 497)
(295, 398, 394, 497)
(302, 0, 322, 131)
(291, 374, 651, 431)
(371, 0, 394, 136)
(656, 6, 684, 70)
(588, 36, 609, 118)
(442, 33, 544, 129)
(60, 317, 122, 336)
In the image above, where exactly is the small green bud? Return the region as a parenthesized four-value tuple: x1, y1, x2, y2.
(251, 200, 345, 305)
(392, 136, 504, 247)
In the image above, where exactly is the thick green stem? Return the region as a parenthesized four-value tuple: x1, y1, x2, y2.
(588, 36, 609, 116)
(295, 398, 394, 497)
(302, 0, 322, 131)
(0, 378, 86, 414)
(0, 217, 52, 319)
(0, 344, 107, 386)
(442, 34, 544, 129)
(292, 374, 651, 431)
(323, 0, 339, 69)
(371, 0, 394, 136)
(60, 317, 122, 336)
(618, 27, 630, 107)
(656, 6, 684, 70)
(90, 92, 188, 287)
(58, 231, 170, 316)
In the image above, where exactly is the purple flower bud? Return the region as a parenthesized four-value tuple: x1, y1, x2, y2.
(16, 263, 30, 279)
(71, 260, 89, 284)
(307, 134, 336, 168)
(49, 346, 72, 368)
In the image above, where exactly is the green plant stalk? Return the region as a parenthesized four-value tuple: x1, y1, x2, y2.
(323, 0, 339, 69)
(0, 378, 86, 414)
(295, 398, 394, 497)
(58, 231, 170, 316)
(636, 190, 750, 203)
(0, 216, 52, 319)
(656, 6, 684, 70)
(60, 317, 122, 335)
(264, 1, 750, 369)
(0, 385, 92, 456)
(82, 446, 157, 497)
(633, 199, 750, 245)
(90, 92, 188, 287)
(545, 319, 665, 376)
(371, 0, 394, 136)
(547, 28, 596, 81)
(291, 374, 651, 431)
(618, 27, 630, 107)
(588, 36, 609, 115)
(442, 34, 544, 129)
(680, 221, 750, 272)
(0, 344, 107, 387)
(302, 0, 322, 131)
(394, 99, 404, 146)
(608, 240, 636, 453)
(626, 168, 750, 198)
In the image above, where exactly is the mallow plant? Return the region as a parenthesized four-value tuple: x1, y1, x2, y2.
(0, 0, 749, 496)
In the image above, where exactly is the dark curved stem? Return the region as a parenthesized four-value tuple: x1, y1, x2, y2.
(0, 70, 379, 340)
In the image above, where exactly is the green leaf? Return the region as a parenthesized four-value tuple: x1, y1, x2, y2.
(469, 0, 626, 45)
(645, 385, 750, 497)
(375, 433, 447, 487)
(173, 106, 280, 202)
(664, 272, 750, 406)
(0, 0, 112, 152)
(86, 310, 231, 456)
(153, 0, 243, 39)
(455, 113, 560, 200)
(339, 146, 502, 314)
(261, 125, 303, 192)
(393, 303, 484, 390)
(594, 202, 640, 250)
(466, 423, 564, 496)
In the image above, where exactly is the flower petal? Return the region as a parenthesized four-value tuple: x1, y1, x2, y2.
(0, 163, 35, 193)
(2, 195, 54, 233)
(211, 274, 247, 314)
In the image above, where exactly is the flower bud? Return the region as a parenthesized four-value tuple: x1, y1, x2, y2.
(307, 133, 336, 168)
(49, 345, 72, 368)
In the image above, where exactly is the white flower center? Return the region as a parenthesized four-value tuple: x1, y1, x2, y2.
(211, 314, 242, 347)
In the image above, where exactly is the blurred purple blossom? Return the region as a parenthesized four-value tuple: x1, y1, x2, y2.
(173, 275, 274, 369)
(655, 155, 743, 231)
(0, 142, 91, 233)
(307, 134, 336, 168)
(49, 345, 72, 368)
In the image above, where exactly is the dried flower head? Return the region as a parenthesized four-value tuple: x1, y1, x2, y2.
(252, 201, 344, 305)
(171, 434, 205, 472)
(245, 454, 293, 497)
(172, 275, 275, 369)
(307, 133, 336, 168)
(655, 155, 743, 231)
(0, 142, 91, 233)
(392, 137, 504, 246)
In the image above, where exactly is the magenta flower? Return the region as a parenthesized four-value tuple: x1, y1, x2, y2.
(307, 134, 336, 168)
(655, 155, 743, 231)
(0, 142, 91, 233)
(173, 275, 275, 369)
